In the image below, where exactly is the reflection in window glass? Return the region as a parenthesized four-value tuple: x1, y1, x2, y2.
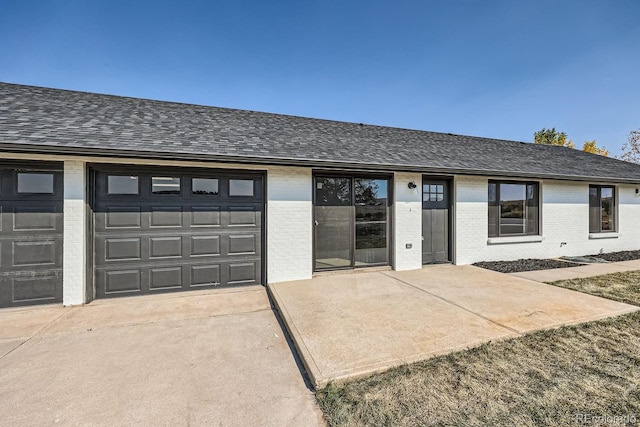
(229, 179, 254, 196)
(499, 183, 526, 235)
(108, 175, 139, 195)
(355, 178, 388, 265)
(488, 181, 539, 237)
(355, 179, 387, 222)
(316, 177, 351, 206)
(17, 173, 54, 194)
(152, 177, 181, 194)
(601, 188, 613, 231)
(589, 185, 616, 233)
(192, 178, 219, 195)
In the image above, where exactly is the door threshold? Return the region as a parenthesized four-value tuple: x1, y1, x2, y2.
(313, 265, 392, 277)
(422, 261, 452, 267)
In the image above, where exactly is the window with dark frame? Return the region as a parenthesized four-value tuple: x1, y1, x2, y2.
(152, 176, 181, 194)
(589, 185, 615, 233)
(488, 180, 539, 237)
(422, 184, 444, 202)
(17, 172, 54, 194)
(107, 175, 139, 195)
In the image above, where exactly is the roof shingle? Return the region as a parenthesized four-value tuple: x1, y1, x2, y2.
(1, 82, 640, 183)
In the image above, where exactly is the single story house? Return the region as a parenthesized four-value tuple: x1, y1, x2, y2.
(1, 82, 640, 308)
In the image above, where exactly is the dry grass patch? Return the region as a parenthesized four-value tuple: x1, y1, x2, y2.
(548, 270, 640, 306)
(317, 272, 640, 426)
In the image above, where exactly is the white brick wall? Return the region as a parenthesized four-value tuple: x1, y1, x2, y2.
(63, 160, 87, 305)
(6, 151, 640, 294)
(455, 176, 640, 264)
(266, 167, 313, 283)
(393, 172, 423, 270)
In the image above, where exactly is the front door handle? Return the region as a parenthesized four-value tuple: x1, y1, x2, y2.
(314, 220, 319, 226)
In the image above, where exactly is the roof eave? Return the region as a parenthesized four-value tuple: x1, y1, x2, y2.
(1, 143, 639, 185)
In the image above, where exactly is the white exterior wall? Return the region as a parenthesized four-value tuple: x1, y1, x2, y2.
(5, 151, 640, 298)
(63, 160, 87, 305)
(266, 167, 313, 283)
(455, 176, 640, 264)
(1, 153, 315, 303)
(393, 172, 423, 270)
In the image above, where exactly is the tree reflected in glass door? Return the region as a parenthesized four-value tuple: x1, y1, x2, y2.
(355, 179, 388, 266)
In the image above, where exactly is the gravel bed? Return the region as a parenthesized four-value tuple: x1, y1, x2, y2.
(474, 250, 640, 273)
(587, 250, 640, 262)
(473, 259, 581, 273)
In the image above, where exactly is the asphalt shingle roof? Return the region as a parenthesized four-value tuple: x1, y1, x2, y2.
(2, 82, 640, 183)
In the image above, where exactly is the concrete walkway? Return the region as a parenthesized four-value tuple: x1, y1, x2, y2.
(269, 265, 638, 388)
(510, 259, 640, 282)
(0, 287, 324, 427)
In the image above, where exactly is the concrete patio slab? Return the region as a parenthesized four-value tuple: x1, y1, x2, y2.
(270, 265, 638, 388)
(389, 265, 637, 332)
(510, 259, 640, 282)
(0, 288, 323, 427)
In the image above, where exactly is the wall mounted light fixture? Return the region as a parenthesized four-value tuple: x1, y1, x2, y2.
(408, 181, 417, 189)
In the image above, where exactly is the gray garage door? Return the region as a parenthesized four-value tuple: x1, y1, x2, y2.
(0, 163, 63, 308)
(93, 167, 264, 298)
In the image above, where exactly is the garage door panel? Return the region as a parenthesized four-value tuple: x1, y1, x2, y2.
(191, 264, 221, 286)
(150, 206, 183, 228)
(149, 236, 182, 258)
(11, 274, 59, 303)
(13, 240, 58, 266)
(104, 269, 142, 293)
(13, 206, 59, 231)
(104, 238, 142, 261)
(149, 267, 182, 290)
(102, 207, 142, 229)
(228, 235, 257, 255)
(228, 262, 259, 285)
(228, 207, 260, 226)
(191, 235, 220, 257)
(191, 206, 221, 227)
(94, 169, 263, 298)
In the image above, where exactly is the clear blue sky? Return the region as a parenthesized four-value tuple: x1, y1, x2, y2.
(1, 1, 639, 155)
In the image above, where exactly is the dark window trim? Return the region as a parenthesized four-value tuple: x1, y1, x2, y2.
(589, 185, 616, 233)
(488, 180, 541, 238)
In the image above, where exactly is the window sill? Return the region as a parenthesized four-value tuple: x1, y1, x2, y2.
(588, 232, 619, 240)
(487, 235, 544, 245)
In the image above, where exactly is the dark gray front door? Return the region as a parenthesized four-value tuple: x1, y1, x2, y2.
(422, 179, 450, 264)
(93, 167, 263, 298)
(0, 163, 63, 308)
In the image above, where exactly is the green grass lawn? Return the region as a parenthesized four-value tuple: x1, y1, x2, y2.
(316, 271, 640, 426)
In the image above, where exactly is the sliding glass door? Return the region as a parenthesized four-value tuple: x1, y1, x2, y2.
(314, 177, 353, 269)
(314, 175, 389, 270)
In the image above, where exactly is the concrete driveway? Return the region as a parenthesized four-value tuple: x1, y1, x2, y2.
(269, 265, 638, 388)
(0, 286, 323, 426)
